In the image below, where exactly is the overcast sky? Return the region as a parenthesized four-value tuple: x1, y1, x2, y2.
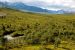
(0, 0, 75, 10)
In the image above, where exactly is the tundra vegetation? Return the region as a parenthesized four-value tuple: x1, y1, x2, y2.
(0, 8, 75, 50)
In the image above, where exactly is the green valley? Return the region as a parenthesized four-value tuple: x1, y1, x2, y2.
(0, 8, 75, 50)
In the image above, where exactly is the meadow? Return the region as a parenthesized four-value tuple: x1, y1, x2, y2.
(0, 8, 75, 50)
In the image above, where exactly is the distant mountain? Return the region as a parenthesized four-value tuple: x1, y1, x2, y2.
(0, 2, 6, 7)
(7, 2, 49, 13)
(0, 2, 75, 14)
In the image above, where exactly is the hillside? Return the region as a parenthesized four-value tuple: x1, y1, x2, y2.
(0, 8, 75, 50)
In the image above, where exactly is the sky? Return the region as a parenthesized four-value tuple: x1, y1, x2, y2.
(0, 0, 75, 10)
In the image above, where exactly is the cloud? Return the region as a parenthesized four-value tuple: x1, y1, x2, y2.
(0, 0, 75, 10)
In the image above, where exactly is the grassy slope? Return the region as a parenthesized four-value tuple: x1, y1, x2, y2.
(0, 8, 75, 50)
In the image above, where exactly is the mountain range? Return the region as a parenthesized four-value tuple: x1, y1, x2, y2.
(0, 1, 75, 14)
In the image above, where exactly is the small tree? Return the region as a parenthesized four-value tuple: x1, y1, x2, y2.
(54, 37, 61, 48)
(0, 36, 8, 50)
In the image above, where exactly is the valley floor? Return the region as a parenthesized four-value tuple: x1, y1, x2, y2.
(9, 41, 75, 50)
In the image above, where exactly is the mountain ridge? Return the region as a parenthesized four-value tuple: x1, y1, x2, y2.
(0, 1, 75, 14)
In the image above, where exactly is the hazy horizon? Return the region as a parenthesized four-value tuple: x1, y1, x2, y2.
(0, 0, 75, 11)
